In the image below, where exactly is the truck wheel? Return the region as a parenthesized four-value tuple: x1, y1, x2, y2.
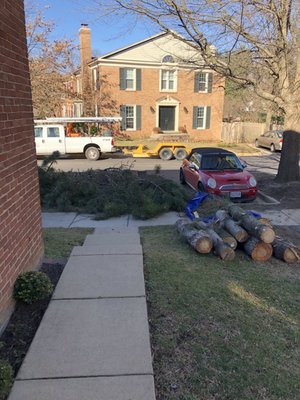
(159, 147, 173, 160)
(174, 147, 188, 160)
(85, 146, 100, 161)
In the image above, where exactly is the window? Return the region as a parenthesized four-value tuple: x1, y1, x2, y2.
(120, 105, 142, 130)
(161, 70, 176, 91)
(92, 68, 99, 91)
(34, 127, 43, 138)
(125, 69, 134, 89)
(73, 103, 83, 117)
(162, 55, 174, 63)
(193, 106, 211, 129)
(120, 68, 142, 90)
(47, 127, 60, 138)
(76, 78, 81, 94)
(189, 153, 201, 168)
(194, 72, 213, 93)
(125, 106, 135, 129)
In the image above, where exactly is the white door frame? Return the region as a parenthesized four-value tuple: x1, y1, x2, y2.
(156, 96, 179, 132)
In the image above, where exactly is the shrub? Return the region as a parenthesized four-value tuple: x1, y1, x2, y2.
(13, 272, 54, 304)
(0, 360, 13, 400)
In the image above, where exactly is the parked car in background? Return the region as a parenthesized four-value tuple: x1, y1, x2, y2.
(180, 148, 258, 202)
(255, 130, 283, 152)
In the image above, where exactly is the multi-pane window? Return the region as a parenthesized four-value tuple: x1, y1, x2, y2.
(198, 73, 207, 92)
(193, 106, 211, 129)
(125, 69, 134, 89)
(125, 106, 135, 129)
(196, 107, 205, 128)
(161, 70, 175, 91)
(195, 72, 213, 93)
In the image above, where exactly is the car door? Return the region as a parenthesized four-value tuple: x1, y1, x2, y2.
(184, 153, 201, 189)
(43, 126, 66, 154)
(260, 131, 271, 148)
(34, 126, 45, 154)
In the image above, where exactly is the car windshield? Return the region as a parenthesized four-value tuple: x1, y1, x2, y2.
(200, 154, 243, 171)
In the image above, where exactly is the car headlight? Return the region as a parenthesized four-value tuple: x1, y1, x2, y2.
(249, 177, 257, 187)
(207, 178, 217, 189)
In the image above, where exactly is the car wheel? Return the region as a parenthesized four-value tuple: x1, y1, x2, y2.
(85, 146, 100, 161)
(159, 147, 173, 160)
(179, 168, 186, 184)
(270, 143, 276, 152)
(174, 147, 188, 160)
(255, 139, 260, 148)
(197, 182, 206, 192)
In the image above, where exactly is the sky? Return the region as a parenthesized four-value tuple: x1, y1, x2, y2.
(38, 0, 158, 57)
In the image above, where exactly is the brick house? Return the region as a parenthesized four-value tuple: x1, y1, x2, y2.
(64, 25, 225, 140)
(0, 0, 44, 329)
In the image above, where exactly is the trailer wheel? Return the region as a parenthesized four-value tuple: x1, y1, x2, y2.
(159, 147, 173, 160)
(174, 147, 188, 160)
(85, 146, 100, 161)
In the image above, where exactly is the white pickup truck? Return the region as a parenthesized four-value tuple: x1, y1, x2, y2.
(34, 117, 121, 161)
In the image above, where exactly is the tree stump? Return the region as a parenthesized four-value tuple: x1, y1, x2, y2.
(176, 219, 213, 253)
(272, 237, 300, 263)
(243, 237, 273, 261)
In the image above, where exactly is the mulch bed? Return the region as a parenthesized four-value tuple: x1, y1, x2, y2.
(0, 261, 65, 378)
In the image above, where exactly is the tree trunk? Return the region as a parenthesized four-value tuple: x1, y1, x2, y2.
(228, 205, 275, 244)
(276, 129, 300, 182)
(205, 228, 235, 260)
(176, 219, 213, 253)
(224, 218, 249, 243)
(272, 237, 300, 263)
(244, 237, 273, 262)
(217, 228, 238, 249)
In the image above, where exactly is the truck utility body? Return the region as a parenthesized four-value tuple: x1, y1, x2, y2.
(34, 117, 121, 160)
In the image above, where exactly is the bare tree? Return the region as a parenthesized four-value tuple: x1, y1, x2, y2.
(95, 0, 300, 182)
(25, 1, 78, 118)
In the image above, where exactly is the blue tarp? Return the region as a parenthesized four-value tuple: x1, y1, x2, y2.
(185, 192, 209, 220)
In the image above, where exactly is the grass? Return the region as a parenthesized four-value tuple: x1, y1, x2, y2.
(43, 228, 93, 258)
(140, 226, 300, 400)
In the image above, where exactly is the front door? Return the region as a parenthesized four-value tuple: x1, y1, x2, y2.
(159, 106, 175, 131)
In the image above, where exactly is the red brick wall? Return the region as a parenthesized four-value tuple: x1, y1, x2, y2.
(0, 0, 44, 327)
(99, 65, 225, 140)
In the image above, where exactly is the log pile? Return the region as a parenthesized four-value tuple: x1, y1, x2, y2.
(176, 205, 300, 263)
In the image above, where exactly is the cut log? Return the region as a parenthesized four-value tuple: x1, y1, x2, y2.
(227, 204, 248, 220)
(228, 205, 275, 244)
(217, 228, 238, 250)
(190, 220, 235, 260)
(224, 218, 249, 243)
(243, 237, 273, 262)
(205, 228, 235, 260)
(272, 237, 300, 263)
(176, 219, 213, 253)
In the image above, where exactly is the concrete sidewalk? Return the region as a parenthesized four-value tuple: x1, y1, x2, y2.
(42, 208, 300, 228)
(8, 228, 156, 400)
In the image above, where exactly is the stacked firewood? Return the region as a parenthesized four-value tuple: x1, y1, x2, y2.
(176, 205, 300, 263)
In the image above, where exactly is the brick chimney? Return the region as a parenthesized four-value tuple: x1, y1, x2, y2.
(79, 24, 93, 116)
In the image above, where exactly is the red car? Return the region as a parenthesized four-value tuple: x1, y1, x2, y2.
(180, 148, 258, 202)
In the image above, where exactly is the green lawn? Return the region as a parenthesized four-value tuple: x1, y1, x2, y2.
(43, 228, 93, 258)
(140, 226, 300, 400)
